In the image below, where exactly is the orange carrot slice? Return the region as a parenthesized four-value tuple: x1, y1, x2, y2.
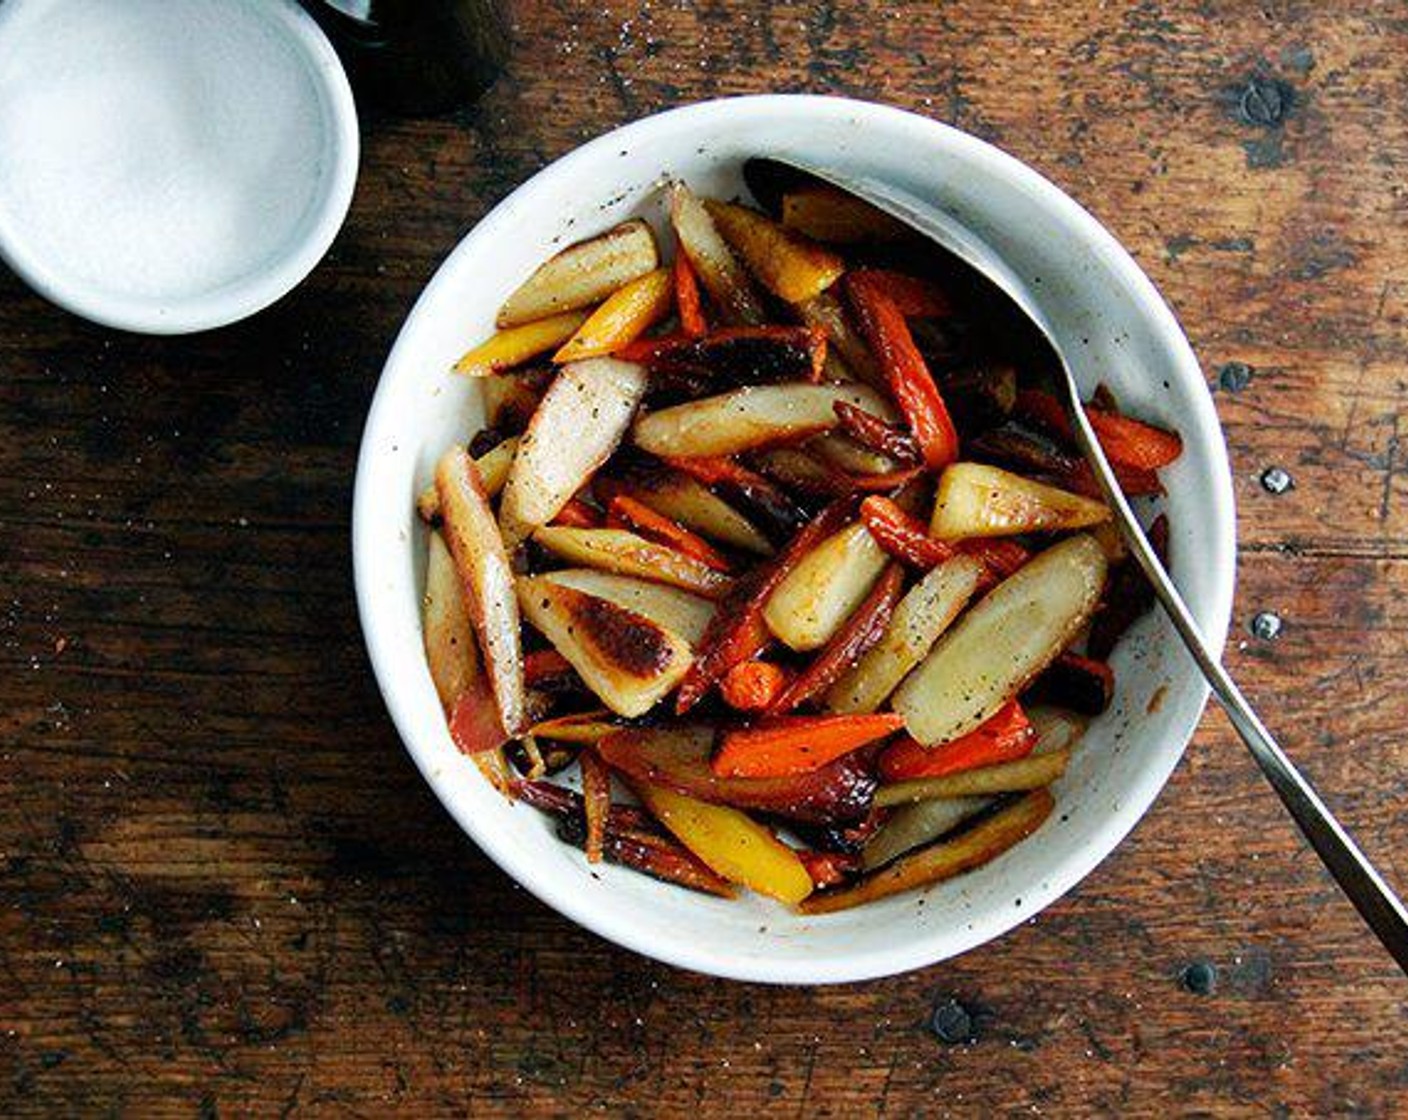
(878, 700, 1034, 782)
(605, 494, 734, 572)
(719, 660, 790, 712)
(846, 271, 959, 470)
(674, 252, 707, 338)
(713, 713, 906, 778)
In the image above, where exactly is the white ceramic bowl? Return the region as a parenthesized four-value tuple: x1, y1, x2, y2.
(0, 0, 358, 335)
(353, 95, 1236, 984)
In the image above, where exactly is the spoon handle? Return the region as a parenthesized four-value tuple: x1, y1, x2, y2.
(1063, 394, 1408, 975)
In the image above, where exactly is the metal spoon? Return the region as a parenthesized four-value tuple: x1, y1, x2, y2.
(758, 156, 1408, 974)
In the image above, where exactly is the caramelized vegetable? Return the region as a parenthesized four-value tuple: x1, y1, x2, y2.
(875, 748, 1071, 807)
(632, 779, 813, 904)
(929, 462, 1109, 539)
(499, 357, 648, 549)
(719, 660, 789, 712)
(825, 555, 982, 714)
(860, 795, 993, 872)
(800, 790, 1054, 913)
(846, 270, 959, 470)
(497, 218, 659, 327)
(454, 310, 590, 377)
(675, 498, 856, 712)
(878, 701, 1035, 783)
(553, 267, 673, 363)
(674, 251, 707, 337)
(621, 325, 827, 385)
(596, 465, 774, 555)
(893, 534, 1107, 746)
(580, 749, 611, 864)
(670, 182, 767, 325)
(516, 574, 698, 718)
(633, 383, 891, 459)
(780, 184, 911, 244)
(531, 525, 733, 599)
(767, 563, 904, 712)
(762, 521, 888, 652)
(705, 198, 845, 303)
(436, 447, 526, 735)
(605, 494, 734, 572)
(599, 725, 876, 825)
(833, 400, 921, 464)
(712, 713, 905, 778)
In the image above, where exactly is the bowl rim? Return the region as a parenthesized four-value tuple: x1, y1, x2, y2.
(353, 93, 1237, 984)
(0, 0, 360, 336)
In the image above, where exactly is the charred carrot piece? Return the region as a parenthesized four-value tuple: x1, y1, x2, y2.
(833, 400, 922, 465)
(1026, 650, 1114, 715)
(550, 495, 603, 528)
(523, 648, 575, 687)
(663, 453, 808, 539)
(675, 497, 857, 713)
(1087, 513, 1168, 659)
(606, 494, 734, 572)
(846, 271, 960, 470)
(720, 659, 790, 712)
(766, 564, 906, 714)
(860, 495, 957, 568)
(848, 268, 952, 318)
(798, 849, 860, 888)
(622, 325, 827, 384)
(878, 700, 1034, 782)
(579, 750, 611, 864)
(515, 780, 737, 896)
(1014, 389, 1182, 472)
(960, 537, 1030, 582)
(713, 712, 907, 778)
(674, 251, 708, 338)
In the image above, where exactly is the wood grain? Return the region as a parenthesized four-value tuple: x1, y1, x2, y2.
(3, 1, 1406, 1115)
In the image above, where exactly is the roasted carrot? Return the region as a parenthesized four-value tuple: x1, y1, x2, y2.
(878, 700, 1035, 782)
(663, 453, 808, 539)
(720, 660, 790, 712)
(1014, 389, 1183, 472)
(605, 494, 734, 572)
(766, 564, 906, 714)
(448, 679, 510, 756)
(675, 497, 857, 713)
(846, 270, 960, 470)
(833, 400, 922, 465)
(550, 495, 603, 528)
(523, 648, 575, 687)
(621, 325, 827, 385)
(579, 749, 611, 864)
(860, 494, 956, 568)
(962, 537, 1030, 582)
(848, 268, 952, 319)
(798, 849, 860, 888)
(674, 251, 707, 338)
(859, 494, 1028, 589)
(713, 713, 906, 778)
(517, 781, 738, 897)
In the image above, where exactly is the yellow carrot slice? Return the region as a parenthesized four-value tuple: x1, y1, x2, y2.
(633, 780, 813, 904)
(705, 199, 845, 304)
(453, 310, 589, 377)
(553, 268, 673, 362)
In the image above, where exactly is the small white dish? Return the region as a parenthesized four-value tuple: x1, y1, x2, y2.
(353, 95, 1237, 984)
(0, 0, 358, 335)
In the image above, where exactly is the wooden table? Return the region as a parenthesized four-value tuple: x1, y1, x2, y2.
(3, 2, 1404, 1114)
